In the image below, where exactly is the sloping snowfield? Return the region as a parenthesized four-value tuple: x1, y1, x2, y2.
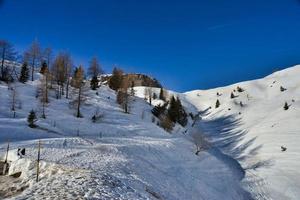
(1, 65, 300, 199)
(0, 74, 250, 199)
(185, 65, 300, 199)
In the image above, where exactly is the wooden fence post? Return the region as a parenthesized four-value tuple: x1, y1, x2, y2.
(36, 140, 41, 182)
(2, 141, 9, 175)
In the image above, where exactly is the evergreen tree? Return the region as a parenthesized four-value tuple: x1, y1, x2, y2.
(167, 96, 178, 123)
(215, 99, 220, 108)
(27, 110, 37, 128)
(90, 76, 99, 90)
(177, 98, 188, 126)
(167, 96, 187, 127)
(19, 62, 29, 83)
(159, 87, 166, 101)
(88, 57, 103, 90)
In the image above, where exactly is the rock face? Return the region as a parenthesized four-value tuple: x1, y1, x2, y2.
(125, 74, 162, 88)
(102, 73, 162, 88)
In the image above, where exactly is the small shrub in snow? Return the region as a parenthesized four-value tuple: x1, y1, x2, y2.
(280, 86, 287, 92)
(237, 86, 244, 92)
(240, 101, 244, 107)
(283, 102, 290, 110)
(230, 92, 238, 99)
(27, 110, 37, 128)
(281, 146, 287, 152)
(91, 108, 104, 123)
(215, 99, 220, 108)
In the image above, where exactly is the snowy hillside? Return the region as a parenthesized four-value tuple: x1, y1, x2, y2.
(1, 64, 300, 200)
(0, 69, 250, 199)
(185, 65, 300, 200)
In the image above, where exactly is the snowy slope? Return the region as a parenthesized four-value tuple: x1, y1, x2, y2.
(185, 65, 300, 200)
(0, 72, 250, 199)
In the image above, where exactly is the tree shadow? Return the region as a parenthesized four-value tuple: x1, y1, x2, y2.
(196, 112, 273, 170)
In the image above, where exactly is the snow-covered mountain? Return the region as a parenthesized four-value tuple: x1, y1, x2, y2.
(0, 64, 300, 199)
(185, 65, 300, 199)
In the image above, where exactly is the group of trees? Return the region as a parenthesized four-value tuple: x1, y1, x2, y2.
(2, 39, 189, 133)
(152, 95, 188, 132)
(0, 39, 106, 127)
(108, 68, 131, 113)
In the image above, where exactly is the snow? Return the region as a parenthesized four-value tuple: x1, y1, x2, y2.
(2, 64, 300, 199)
(185, 65, 300, 199)
(0, 69, 250, 199)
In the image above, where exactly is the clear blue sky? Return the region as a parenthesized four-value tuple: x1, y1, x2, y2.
(1, 0, 300, 92)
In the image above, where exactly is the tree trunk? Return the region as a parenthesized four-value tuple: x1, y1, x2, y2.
(66, 77, 70, 99)
(31, 58, 35, 81)
(1, 47, 5, 78)
(77, 85, 82, 117)
(45, 74, 48, 103)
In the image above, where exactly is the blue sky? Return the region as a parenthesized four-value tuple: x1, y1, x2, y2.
(1, 0, 300, 92)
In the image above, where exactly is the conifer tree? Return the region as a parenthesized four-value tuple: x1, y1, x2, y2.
(159, 87, 166, 101)
(88, 57, 103, 90)
(215, 99, 220, 108)
(177, 98, 188, 126)
(28, 110, 37, 128)
(167, 96, 187, 127)
(19, 62, 29, 83)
